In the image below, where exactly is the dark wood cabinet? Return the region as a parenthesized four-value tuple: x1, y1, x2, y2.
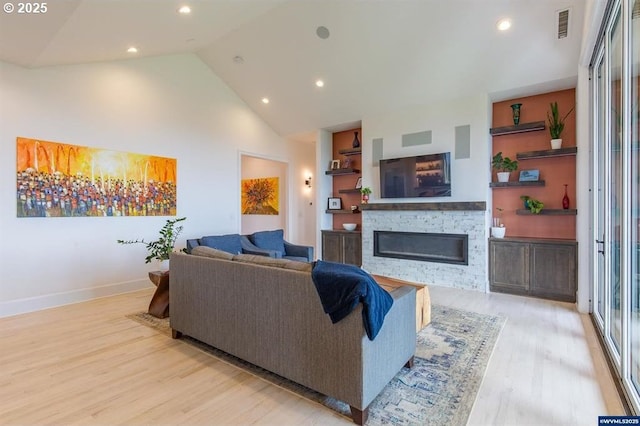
(489, 240, 529, 295)
(489, 237, 577, 302)
(321, 230, 362, 266)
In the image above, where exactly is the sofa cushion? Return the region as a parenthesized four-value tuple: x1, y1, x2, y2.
(232, 254, 313, 272)
(250, 229, 285, 256)
(280, 260, 313, 272)
(201, 234, 242, 255)
(191, 245, 235, 261)
(233, 254, 291, 268)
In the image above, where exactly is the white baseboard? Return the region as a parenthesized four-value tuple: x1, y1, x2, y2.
(0, 279, 150, 318)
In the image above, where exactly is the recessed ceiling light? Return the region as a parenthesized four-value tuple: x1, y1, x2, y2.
(178, 5, 191, 14)
(315, 80, 324, 88)
(497, 18, 512, 31)
(262, 97, 270, 104)
(127, 46, 138, 53)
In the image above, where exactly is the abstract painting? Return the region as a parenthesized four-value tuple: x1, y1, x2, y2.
(16, 137, 177, 217)
(241, 177, 279, 215)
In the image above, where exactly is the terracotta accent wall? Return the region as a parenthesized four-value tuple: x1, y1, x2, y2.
(492, 89, 576, 240)
(331, 128, 362, 231)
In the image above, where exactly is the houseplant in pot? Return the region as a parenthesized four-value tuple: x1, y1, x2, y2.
(520, 196, 544, 214)
(491, 207, 506, 238)
(360, 187, 372, 204)
(492, 152, 518, 183)
(547, 101, 574, 149)
(118, 217, 186, 269)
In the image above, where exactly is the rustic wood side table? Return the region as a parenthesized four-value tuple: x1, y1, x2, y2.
(148, 270, 170, 318)
(371, 274, 431, 332)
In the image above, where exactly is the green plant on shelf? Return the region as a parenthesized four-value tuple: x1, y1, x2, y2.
(520, 196, 544, 214)
(491, 152, 518, 172)
(547, 102, 574, 139)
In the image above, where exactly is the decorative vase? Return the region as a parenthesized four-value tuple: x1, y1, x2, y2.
(562, 184, 570, 209)
(352, 131, 360, 148)
(158, 259, 169, 271)
(497, 172, 510, 183)
(551, 138, 563, 149)
(361, 194, 369, 204)
(510, 103, 522, 126)
(491, 226, 506, 238)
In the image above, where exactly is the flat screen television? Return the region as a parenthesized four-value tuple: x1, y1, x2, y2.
(380, 152, 451, 198)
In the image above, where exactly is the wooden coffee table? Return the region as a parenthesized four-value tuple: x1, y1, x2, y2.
(148, 270, 170, 318)
(371, 274, 431, 332)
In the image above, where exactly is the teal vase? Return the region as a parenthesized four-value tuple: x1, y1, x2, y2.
(510, 103, 522, 125)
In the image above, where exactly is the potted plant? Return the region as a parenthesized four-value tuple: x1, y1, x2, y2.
(520, 196, 544, 214)
(547, 102, 574, 149)
(118, 217, 186, 269)
(492, 152, 518, 182)
(360, 187, 372, 204)
(491, 207, 506, 238)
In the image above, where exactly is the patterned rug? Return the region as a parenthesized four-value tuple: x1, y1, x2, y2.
(127, 305, 505, 425)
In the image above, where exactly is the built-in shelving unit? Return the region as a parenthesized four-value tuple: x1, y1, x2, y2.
(489, 121, 546, 136)
(490, 181, 546, 188)
(516, 209, 577, 216)
(489, 91, 577, 302)
(516, 146, 577, 160)
(326, 129, 363, 239)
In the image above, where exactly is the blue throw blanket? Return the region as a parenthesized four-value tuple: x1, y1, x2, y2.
(311, 260, 393, 340)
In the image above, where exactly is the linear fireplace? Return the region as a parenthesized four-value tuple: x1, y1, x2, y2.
(373, 230, 468, 266)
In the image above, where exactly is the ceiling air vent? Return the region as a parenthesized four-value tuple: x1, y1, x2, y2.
(557, 8, 570, 39)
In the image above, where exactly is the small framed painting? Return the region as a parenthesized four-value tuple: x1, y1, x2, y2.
(355, 176, 363, 189)
(519, 170, 540, 182)
(328, 197, 342, 210)
(330, 159, 341, 170)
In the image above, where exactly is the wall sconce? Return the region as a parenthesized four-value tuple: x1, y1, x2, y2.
(305, 177, 312, 188)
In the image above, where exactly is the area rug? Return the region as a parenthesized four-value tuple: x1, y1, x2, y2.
(127, 305, 505, 425)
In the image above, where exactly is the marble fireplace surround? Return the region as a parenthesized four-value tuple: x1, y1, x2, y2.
(361, 202, 488, 291)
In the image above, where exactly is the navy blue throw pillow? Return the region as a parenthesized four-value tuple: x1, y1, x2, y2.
(201, 234, 242, 255)
(251, 229, 285, 256)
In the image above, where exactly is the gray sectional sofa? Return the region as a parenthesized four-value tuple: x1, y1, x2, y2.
(169, 247, 416, 425)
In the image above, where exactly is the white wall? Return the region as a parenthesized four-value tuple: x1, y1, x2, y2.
(0, 54, 311, 316)
(360, 94, 492, 204)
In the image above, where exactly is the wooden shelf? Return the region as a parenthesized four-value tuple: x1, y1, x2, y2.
(338, 147, 362, 156)
(516, 209, 577, 216)
(325, 209, 361, 214)
(338, 188, 361, 194)
(490, 121, 546, 136)
(325, 168, 360, 175)
(490, 180, 545, 188)
(516, 146, 577, 160)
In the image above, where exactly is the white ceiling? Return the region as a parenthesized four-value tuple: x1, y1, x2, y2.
(0, 0, 591, 140)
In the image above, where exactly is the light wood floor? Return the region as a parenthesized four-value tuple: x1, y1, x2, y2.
(0, 286, 625, 426)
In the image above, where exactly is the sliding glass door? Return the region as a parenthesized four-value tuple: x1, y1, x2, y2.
(629, 0, 639, 402)
(591, 0, 640, 413)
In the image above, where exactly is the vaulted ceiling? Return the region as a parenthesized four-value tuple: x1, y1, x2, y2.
(0, 0, 593, 140)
